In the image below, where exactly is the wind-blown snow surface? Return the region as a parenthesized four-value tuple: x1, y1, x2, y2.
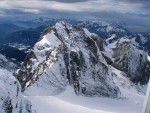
(26, 67, 145, 113)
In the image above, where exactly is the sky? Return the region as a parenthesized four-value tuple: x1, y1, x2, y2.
(0, 0, 149, 32)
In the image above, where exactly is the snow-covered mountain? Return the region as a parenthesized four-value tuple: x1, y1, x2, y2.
(77, 20, 130, 39)
(0, 54, 19, 71)
(106, 33, 150, 55)
(15, 21, 119, 97)
(129, 34, 150, 54)
(0, 54, 35, 113)
(13, 21, 149, 113)
(112, 42, 150, 85)
(1, 18, 149, 62)
(0, 20, 149, 113)
(76, 20, 150, 56)
(105, 34, 150, 85)
(0, 69, 35, 113)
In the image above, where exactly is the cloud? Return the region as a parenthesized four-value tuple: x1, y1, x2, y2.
(0, 10, 5, 16)
(41, 0, 89, 3)
(0, 0, 146, 13)
(0, 0, 149, 32)
(0, 0, 149, 27)
(23, 9, 41, 13)
(117, 0, 150, 8)
(120, 0, 150, 4)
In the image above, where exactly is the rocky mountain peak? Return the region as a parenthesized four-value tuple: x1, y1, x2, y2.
(15, 21, 119, 98)
(112, 41, 150, 85)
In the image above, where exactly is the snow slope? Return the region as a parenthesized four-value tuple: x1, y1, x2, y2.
(26, 67, 145, 113)
(26, 86, 144, 113)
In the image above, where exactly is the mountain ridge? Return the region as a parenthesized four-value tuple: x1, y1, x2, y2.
(15, 21, 120, 97)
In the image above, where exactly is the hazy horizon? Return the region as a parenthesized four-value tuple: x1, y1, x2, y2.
(0, 0, 149, 33)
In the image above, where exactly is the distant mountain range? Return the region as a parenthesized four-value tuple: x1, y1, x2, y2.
(0, 18, 149, 62)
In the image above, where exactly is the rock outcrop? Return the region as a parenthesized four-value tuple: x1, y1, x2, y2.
(112, 42, 150, 85)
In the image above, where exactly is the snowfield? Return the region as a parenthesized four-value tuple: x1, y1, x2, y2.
(26, 67, 145, 113)
(26, 87, 144, 113)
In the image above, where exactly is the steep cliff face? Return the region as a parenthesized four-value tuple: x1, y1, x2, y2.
(112, 42, 150, 85)
(15, 21, 119, 97)
(0, 69, 34, 113)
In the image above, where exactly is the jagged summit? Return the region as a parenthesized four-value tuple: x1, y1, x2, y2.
(15, 21, 119, 97)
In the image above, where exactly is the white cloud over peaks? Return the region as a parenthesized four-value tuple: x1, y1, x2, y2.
(0, 0, 146, 14)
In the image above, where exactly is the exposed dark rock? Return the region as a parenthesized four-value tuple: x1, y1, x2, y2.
(112, 42, 150, 85)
